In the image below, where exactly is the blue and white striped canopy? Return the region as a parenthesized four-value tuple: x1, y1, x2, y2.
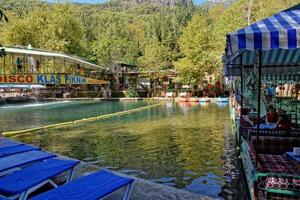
(224, 4, 300, 77)
(226, 4, 300, 56)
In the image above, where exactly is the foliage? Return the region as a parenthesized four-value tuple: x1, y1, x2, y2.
(124, 86, 139, 97)
(0, 0, 299, 82)
(176, 0, 300, 84)
(0, 10, 8, 22)
(1, 3, 86, 56)
(175, 12, 215, 83)
(0, 10, 8, 57)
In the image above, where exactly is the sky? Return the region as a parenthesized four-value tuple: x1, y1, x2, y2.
(47, 0, 207, 5)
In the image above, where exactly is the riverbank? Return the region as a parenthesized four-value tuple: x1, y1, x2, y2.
(0, 97, 229, 105)
(42, 97, 228, 102)
(71, 159, 215, 200)
(43, 97, 175, 101)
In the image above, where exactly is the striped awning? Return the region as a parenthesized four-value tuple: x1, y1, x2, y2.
(224, 65, 300, 79)
(226, 4, 300, 55)
(263, 73, 300, 82)
(227, 48, 300, 66)
(224, 3, 300, 73)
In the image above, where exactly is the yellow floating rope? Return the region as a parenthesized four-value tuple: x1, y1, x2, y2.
(2, 102, 165, 137)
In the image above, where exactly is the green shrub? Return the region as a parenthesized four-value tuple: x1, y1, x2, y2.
(125, 86, 138, 97)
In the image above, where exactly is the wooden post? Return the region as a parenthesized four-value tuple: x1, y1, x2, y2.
(53, 57, 56, 73)
(3, 56, 5, 75)
(254, 181, 259, 200)
(11, 53, 14, 74)
(23, 53, 26, 74)
(64, 58, 66, 73)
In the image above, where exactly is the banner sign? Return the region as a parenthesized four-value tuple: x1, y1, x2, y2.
(0, 75, 34, 84)
(86, 78, 108, 85)
(0, 74, 108, 85)
(36, 74, 64, 84)
(65, 75, 87, 84)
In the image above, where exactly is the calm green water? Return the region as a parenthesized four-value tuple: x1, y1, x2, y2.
(12, 101, 244, 199)
(0, 100, 152, 132)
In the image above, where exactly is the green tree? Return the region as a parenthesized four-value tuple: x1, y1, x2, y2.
(138, 5, 194, 70)
(2, 4, 86, 56)
(90, 12, 141, 67)
(0, 10, 8, 57)
(175, 12, 215, 83)
(137, 42, 172, 69)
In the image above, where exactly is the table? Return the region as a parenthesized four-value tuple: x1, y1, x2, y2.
(286, 152, 300, 171)
(286, 152, 300, 163)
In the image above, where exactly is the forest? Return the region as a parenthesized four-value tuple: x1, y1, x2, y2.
(0, 0, 299, 84)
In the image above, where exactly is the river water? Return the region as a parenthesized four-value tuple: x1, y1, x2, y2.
(5, 101, 245, 199)
(0, 100, 152, 132)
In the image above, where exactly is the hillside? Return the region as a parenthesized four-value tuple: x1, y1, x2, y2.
(1, 0, 299, 83)
(104, 0, 193, 7)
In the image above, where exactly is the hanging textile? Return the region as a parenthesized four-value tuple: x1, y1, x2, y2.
(243, 69, 267, 117)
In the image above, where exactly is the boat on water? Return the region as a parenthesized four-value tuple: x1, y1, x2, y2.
(177, 97, 228, 103)
(199, 97, 210, 102)
(215, 97, 228, 103)
(177, 97, 204, 102)
(223, 4, 300, 200)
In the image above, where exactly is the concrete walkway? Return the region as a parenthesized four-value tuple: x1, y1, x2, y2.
(70, 161, 216, 200)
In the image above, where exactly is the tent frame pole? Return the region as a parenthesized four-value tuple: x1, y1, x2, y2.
(239, 56, 243, 146)
(256, 50, 262, 166)
(3, 56, 5, 75)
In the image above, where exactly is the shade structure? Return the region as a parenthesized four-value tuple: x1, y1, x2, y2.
(224, 5, 300, 199)
(226, 4, 300, 55)
(0, 84, 30, 89)
(262, 73, 300, 82)
(224, 3, 300, 74)
(226, 48, 300, 67)
(1, 46, 107, 71)
(0, 84, 46, 89)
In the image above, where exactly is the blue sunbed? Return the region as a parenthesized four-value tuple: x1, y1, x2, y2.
(0, 144, 39, 158)
(0, 150, 55, 176)
(0, 138, 21, 148)
(0, 158, 80, 200)
(31, 170, 135, 200)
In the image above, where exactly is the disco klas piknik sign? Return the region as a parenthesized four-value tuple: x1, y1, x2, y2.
(0, 74, 104, 85)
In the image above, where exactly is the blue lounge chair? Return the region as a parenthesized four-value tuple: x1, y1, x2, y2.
(0, 138, 21, 148)
(0, 158, 80, 200)
(0, 144, 39, 158)
(31, 170, 135, 200)
(0, 150, 55, 176)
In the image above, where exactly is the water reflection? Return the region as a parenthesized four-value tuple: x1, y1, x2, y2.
(185, 173, 223, 198)
(14, 102, 244, 199)
(216, 102, 229, 108)
(0, 100, 152, 132)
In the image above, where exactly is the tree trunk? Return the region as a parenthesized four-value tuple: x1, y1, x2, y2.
(247, 0, 254, 25)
